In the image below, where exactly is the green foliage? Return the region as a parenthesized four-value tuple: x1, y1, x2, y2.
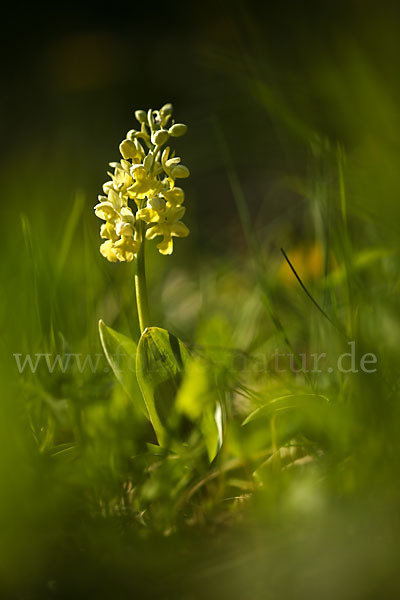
(99, 319, 146, 417)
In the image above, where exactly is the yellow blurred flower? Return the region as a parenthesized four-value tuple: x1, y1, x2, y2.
(278, 242, 326, 285)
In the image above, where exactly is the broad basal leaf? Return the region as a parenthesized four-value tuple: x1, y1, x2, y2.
(99, 320, 147, 418)
(136, 327, 190, 446)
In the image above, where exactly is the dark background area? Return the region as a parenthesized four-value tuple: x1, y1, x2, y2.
(3, 0, 400, 251)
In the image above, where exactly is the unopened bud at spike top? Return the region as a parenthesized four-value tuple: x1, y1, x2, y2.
(169, 123, 188, 137)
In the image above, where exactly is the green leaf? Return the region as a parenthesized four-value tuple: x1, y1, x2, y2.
(98, 320, 147, 418)
(136, 327, 190, 446)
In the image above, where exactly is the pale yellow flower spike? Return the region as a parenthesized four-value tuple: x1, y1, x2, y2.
(95, 103, 190, 262)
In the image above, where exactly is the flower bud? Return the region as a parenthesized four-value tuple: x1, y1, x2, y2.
(165, 157, 181, 169)
(171, 165, 190, 178)
(143, 153, 154, 173)
(160, 103, 173, 117)
(151, 129, 169, 146)
(169, 123, 188, 137)
(135, 110, 147, 124)
(119, 139, 137, 160)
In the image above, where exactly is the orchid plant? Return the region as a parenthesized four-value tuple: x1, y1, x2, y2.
(95, 103, 190, 332)
(96, 105, 223, 459)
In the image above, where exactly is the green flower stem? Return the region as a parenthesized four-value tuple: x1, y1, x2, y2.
(135, 222, 151, 333)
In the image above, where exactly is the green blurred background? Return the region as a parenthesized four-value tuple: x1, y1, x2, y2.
(2, 0, 400, 598)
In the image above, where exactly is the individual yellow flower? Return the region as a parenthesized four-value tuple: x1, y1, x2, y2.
(94, 201, 118, 221)
(127, 165, 163, 202)
(110, 163, 133, 196)
(100, 240, 119, 262)
(161, 187, 185, 207)
(161, 147, 190, 182)
(145, 205, 189, 255)
(136, 187, 189, 255)
(100, 221, 118, 242)
(113, 235, 141, 262)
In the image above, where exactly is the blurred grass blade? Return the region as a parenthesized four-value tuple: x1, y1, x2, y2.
(280, 247, 345, 336)
(242, 393, 335, 448)
(20, 213, 42, 337)
(202, 401, 224, 462)
(99, 320, 147, 418)
(242, 393, 329, 425)
(56, 190, 85, 277)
